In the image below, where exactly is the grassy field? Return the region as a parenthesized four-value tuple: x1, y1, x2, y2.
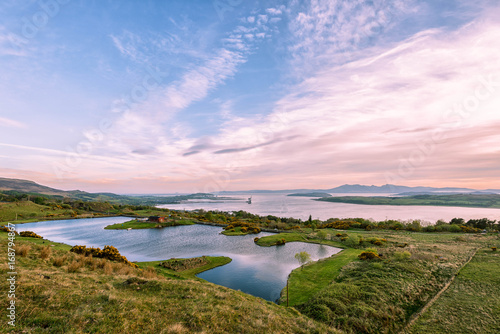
(104, 219, 195, 230)
(0, 231, 338, 334)
(294, 230, 497, 334)
(407, 246, 500, 334)
(317, 193, 500, 208)
(280, 248, 363, 306)
(0, 201, 74, 223)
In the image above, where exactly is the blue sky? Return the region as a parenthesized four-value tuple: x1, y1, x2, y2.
(1, 0, 500, 193)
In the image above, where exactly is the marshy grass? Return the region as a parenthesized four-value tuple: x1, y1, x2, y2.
(53, 255, 67, 267)
(15, 244, 31, 257)
(39, 245, 52, 259)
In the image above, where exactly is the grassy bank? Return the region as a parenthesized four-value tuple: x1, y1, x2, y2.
(104, 219, 194, 230)
(0, 231, 338, 334)
(407, 246, 500, 334)
(280, 248, 363, 306)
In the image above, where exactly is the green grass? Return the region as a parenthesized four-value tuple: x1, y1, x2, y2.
(256, 231, 345, 248)
(104, 219, 158, 229)
(0, 231, 338, 334)
(221, 226, 259, 236)
(103, 218, 194, 230)
(0, 228, 72, 252)
(408, 247, 500, 334)
(280, 248, 363, 306)
(137, 256, 232, 281)
(296, 231, 496, 334)
(317, 193, 500, 208)
(0, 201, 72, 223)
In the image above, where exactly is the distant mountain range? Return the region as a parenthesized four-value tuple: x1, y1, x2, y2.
(1, 177, 499, 200)
(0, 177, 125, 200)
(221, 184, 500, 195)
(0, 177, 223, 205)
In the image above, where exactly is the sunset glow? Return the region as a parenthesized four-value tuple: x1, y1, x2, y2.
(1, 1, 500, 193)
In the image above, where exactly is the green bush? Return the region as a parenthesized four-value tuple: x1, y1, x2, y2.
(343, 236, 359, 248)
(276, 238, 286, 245)
(393, 251, 411, 261)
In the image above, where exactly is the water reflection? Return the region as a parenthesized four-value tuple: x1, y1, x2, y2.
(16, 217, 341, 302)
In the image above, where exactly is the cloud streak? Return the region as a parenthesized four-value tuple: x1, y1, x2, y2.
(0, 117, 26, 129)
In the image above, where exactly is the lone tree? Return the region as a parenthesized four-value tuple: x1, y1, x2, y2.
(316, 230, 328, 244)
(295, 251, 311, 268)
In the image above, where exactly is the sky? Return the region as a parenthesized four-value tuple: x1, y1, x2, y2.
(1, 0, 500, 194)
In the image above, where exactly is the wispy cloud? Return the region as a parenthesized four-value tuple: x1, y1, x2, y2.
(286, 0, 418, 75)
(0, 117, 27, 128)
(177, 13, 500, 189)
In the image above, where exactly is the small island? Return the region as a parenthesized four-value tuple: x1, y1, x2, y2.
(104, 216, 195, 230)
(287, 192, 332, 198)
(137, 256, 232, 280)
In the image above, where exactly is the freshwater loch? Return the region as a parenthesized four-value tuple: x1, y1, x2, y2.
(16, 217, 341, 301)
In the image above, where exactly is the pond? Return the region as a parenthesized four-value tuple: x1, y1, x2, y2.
(16, 217, 341, 302)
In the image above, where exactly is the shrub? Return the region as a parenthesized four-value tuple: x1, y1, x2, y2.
(16, 245, 31, 257)
(160, 257, 209, 271)
(393, 251, 411, 261)
(251, 227, 261, 234)
(40, 246, 52, 259)
(141, 266, 158, 279)
(70, 244, 138, 268)
(367, 238, 386, 246)
(276, 238, 286, 245)
(320, 220, 351, 230)
(67, 260, 83, 273)
(0, 225, 18, 234)
(103, 262, 113, 275)
(492, 247, 497, 252)
(19, 231, 43, 239)
(343, 236, 359, 248)
(358, 251, 379, 260)
(53, 256, 66, 267)
(460, 225, 481, 233)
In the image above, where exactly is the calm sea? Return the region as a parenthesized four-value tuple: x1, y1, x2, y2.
(157, 193, 500, 224)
